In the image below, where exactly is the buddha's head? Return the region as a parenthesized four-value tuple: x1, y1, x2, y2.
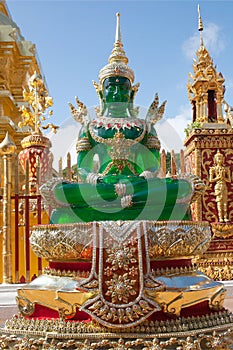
(93, 13, 139, 118)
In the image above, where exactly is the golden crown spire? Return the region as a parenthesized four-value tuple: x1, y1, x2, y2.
(98, 12, 134, 84)
(108, 13, 128, 65)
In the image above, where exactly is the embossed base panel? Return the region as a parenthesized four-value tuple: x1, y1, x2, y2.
(1, 311, 233, 350)
(16, 270, 225, 323)
(208, 238, 233, 252)
(198, 250, 233, 281)
(211, 222, 233, 239)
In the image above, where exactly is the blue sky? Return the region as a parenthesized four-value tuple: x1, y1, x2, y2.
(6, 0, 233, 167)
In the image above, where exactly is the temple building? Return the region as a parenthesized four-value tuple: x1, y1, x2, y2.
(0, 1, 51, 283)
(184, 8, 233, 280)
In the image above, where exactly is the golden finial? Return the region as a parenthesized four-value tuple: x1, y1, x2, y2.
(0, 132, 16, 155)
(198, 4, 204, 47)
(18, 71, 59, 134)
(115, 12, 121, 42)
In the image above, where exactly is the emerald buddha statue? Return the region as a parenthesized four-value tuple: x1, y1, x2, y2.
(42, 13, 202, 223)
(12, 13, 230, 347)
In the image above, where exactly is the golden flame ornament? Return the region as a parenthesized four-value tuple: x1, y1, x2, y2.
(18, 71, 58, 133)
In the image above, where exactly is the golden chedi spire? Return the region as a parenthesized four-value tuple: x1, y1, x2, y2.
(98, 13, 134, 84)
(198, 4, 204, 47)
(195, 4, 212, 70)
(187, 5, 225, 126)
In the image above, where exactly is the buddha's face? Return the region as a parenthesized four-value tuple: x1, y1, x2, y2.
(102, 76, 131, 117)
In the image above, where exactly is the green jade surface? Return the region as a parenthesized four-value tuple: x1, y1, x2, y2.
(51, 77, 193, 223)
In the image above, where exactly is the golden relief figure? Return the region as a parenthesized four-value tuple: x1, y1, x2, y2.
(209, 150, 231, 222)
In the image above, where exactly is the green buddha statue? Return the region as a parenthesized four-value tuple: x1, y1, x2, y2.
(42, 13, 203, 223)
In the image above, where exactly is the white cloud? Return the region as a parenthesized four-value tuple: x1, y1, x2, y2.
(156, 104, 192, 152)
(50, 117, 80, 171)
(225, 79, 233, 90)
(182, 22, 225, 60)
(49, 105, 97, 170)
